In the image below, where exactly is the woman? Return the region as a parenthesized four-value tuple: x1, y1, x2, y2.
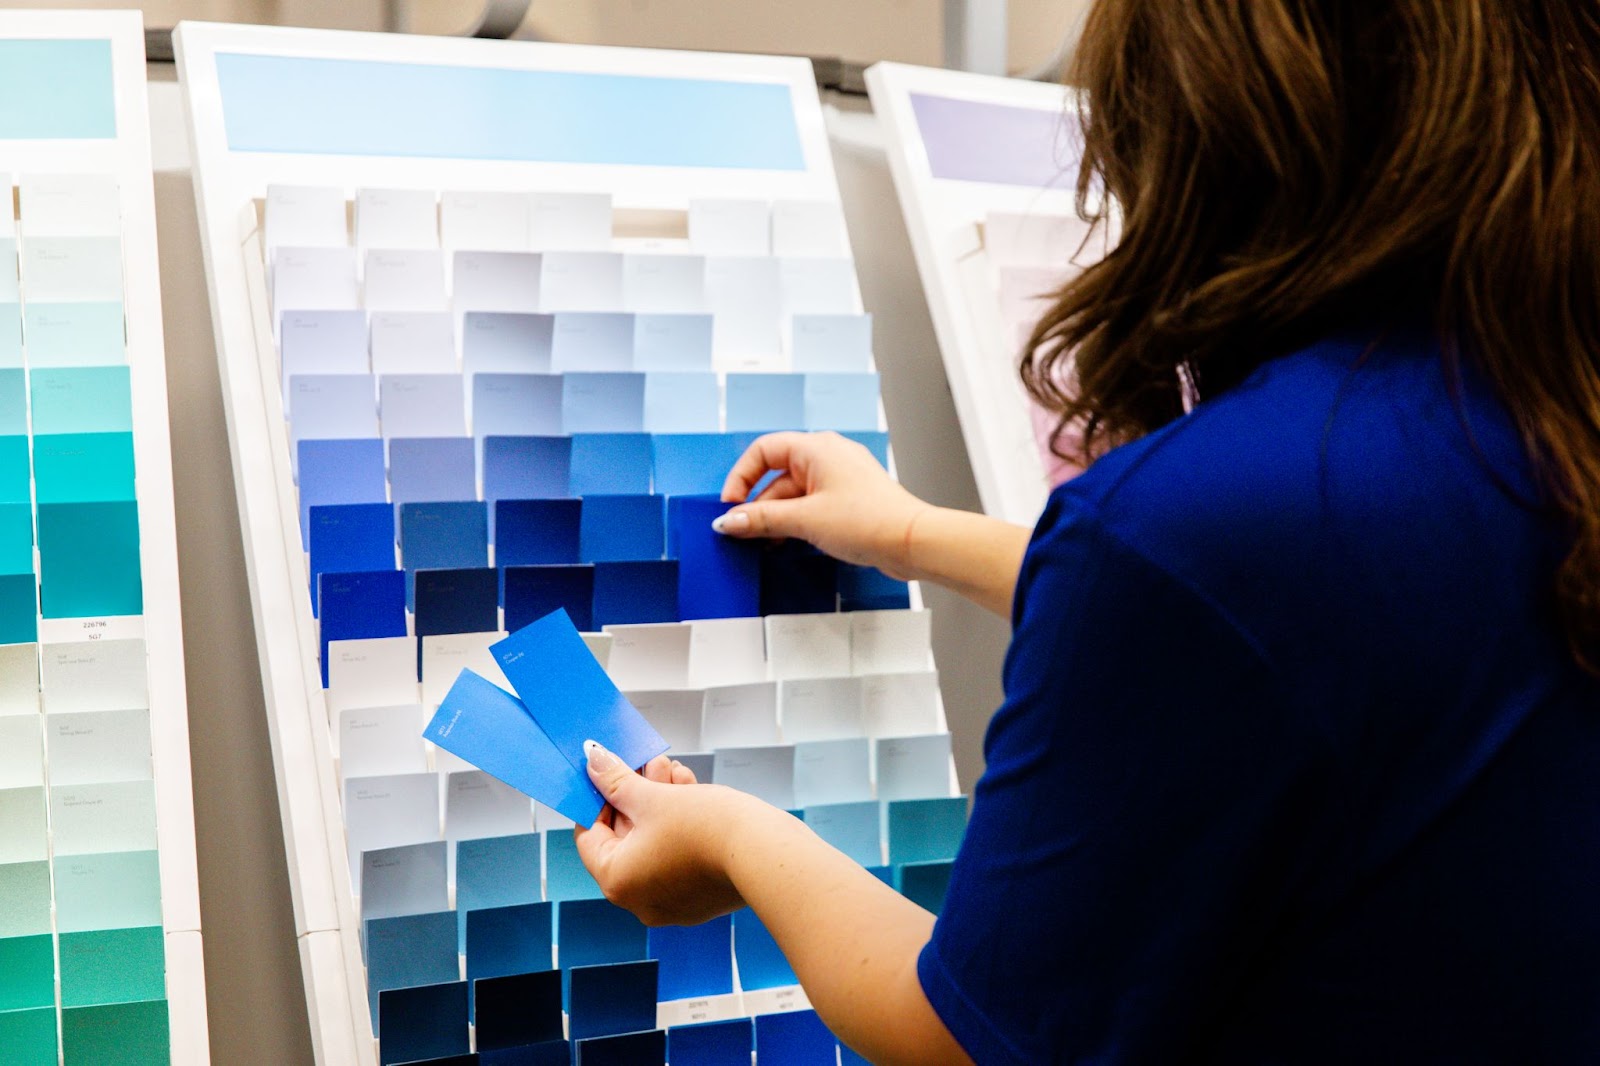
(578, 2, 1600, 1062)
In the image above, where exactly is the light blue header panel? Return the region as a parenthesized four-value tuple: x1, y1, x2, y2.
(0, 39, 115, 140)
(215, 53, 807, 171)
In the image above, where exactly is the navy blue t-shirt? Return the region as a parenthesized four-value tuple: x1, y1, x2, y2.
(919, 328, 1600, 1064)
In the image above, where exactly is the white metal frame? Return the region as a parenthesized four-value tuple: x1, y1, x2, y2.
(174, 22, 898, 1064)
(0, 10, 208, 1063)
(866, 61, 1091, 527)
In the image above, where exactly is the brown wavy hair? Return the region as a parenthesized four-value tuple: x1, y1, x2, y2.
(1022, 1, 1600, 669)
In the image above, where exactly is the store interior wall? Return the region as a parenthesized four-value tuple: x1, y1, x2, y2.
(130, 5, 1084, 1056)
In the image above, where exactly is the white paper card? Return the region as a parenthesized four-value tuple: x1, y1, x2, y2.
(360, 839, 448, 922)
(379, 373, 467, 439)
(862, 672, 942, 738)
(624, 690, 703, 753)
(0, 643, 38, 716)
(279, 310, 369, 402)
(440, 190, 531, 252)
(326, 636, 420, 716)
(789, 313, 873, 373)
(689, 199, 770, 255)
(339, 705, 428, 780)
(49, 780, 157, 856)
(875, 733, 954, 800)
(0, 786, 47, 862)
(780, 258, 858, 315)
(779, 677, 864, 743)
(46, 708, 152, 786)
(356, 188, 439, 250)
(713, 745, 794, 808)
(344, 772, 441, 876)
(445, 770, 532, 841)
(19, 174, 120, 237)
(686, 617, 767, 689)
(530, 192, 612, 251)
(288, 374, 378, 442)
(623, 254, 707, 313)
(765, 614, 851, 680)
(452, 250, 541, 314)
(771, 201, 850, 258)
(540, 252, 625, 313)
(793, 737, 873, 807)
(273, 246, 360, 313)
(705, 256, 781, 365)
(602, 623, 691, 691)
(370, 311, 456, 375)
(850, 610, 933, 675)
(264, 184, 347, 251)
(21, 237, 122, 302)
(364, 249, 447, 312)
(421, 632, 511, 707)
(42, 640, 147, 714)
(700, 682, 780, 750)
(0, 715, 41, 788)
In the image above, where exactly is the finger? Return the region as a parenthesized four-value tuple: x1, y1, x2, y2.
(669, 760, 698, 785)
(711, 495, 813, 542)
(574, 814, 620, 878)
(751, 474, 804, 505)
(584, 739, 645, 815)
(641, 754, 674, 784)
(721, 432, 812, 503)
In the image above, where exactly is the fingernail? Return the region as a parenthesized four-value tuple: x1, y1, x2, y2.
(583, 739, 618, 772)
(712, 510, 750, 535)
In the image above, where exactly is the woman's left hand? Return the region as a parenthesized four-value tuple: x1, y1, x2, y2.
(575, 740, 754, 926)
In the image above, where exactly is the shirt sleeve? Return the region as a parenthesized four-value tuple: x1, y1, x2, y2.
(918, 496, 1334, 1065)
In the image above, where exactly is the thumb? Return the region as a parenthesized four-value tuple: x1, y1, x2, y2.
(711, 498, 809, 541)
(584, 739, 643, 813)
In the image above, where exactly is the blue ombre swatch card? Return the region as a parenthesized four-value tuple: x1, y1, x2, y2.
(643, 372, 720, 433)
(473, 967, 562, 1048)
(669, 1018, 754, 1066)
(650, 433, 758, 496)
(465, 902, 554, 1018)
(632, 313, 713, 371)
(575, 1027, 666, 1065)
(490, 608, 668, 786)
(550, 312, 634, 373)
(578, 495, 664, 563)
(561, 374, 645, 434)
(556, 898, 647, 975)
(297, 437, 387, 542)
(725, 373, 803, 432)
(280, 309, 368, 397)
(886, 796, 969, 865)
(647, 916, 733, 1001)
(472, 373, 562, 439)
(483, 436, 571, 503)
(456, 834, 542, 950)
(592, 559, 678, 627)
(803, 373, 880, 432)
(503, 565, 594, 633)
(462, 312, 555, 376)
(790, 313, 872, 373)
(842, 430, 889, 467)
(424, 669, 604, 827)
(389, 437, 476, 506)
(364, 910, 459, 1024)
(376, 979, 469, 1065)
(802, 800, 881, 867)
(567, 961, 657, 1042)
(544, 829, 603, 903)
(668, 495, 761, 620)
(754, 1010, 837, 1066)
(400, 501, 489, 573)
(732, 907, 798, 991)
(413, 567, 498, 637)
(319, 569, 407, 685)
(308, 502, 396, 613)
(287, 373, 377, 442)
(569, 434, 652, 495)
(495, 500, 582, 568)
(837, 562, 911, 612)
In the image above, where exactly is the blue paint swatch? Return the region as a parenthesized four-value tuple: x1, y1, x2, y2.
(0, 502, 33, 574)
(503, 565, 594, 633)
(648, 916, 733, 1001)
(732, 907, 797, 991)
(886, 796, 969, 865)
(898, 860, 954, 915)
(802, 801, 881, 867)
(575, 1028, 665, 1066)
(633, 313, 713, 371)
(389, 437, 476, 507)
(456, 833, 542, 951)
(803, 372, 880, 431)
(643, 372, 720, 433)
(38, 501, 141, 618)
(544, 829, 603, 903)
(400, 501, 488, 573)
(725, 373, 804, 432)
(0, 437, 26, 504)
(566, 961, 657, 1042)
(592, 559, 679, 627)
(363, 910, 459, 1025)
(0, 573, 38, 644)
(495, 499, 581, 568)
(668, 495, 761, 620)
(760, 541, 839, 616)
(413, 567, 498, 637)
(569, 434, 652, 496)
(837, 562, 910, 612)
(0, 40, 115, 139)
(650, 433, 758, 496)
(472, 373, 562, 439)
(561, 373, 645, 434)
(0, 370, 25, 434)
(555, 899, 647, 976)
(297, 437, 388, 544)
(32, 432, 135, 503)
(578, 494, 664, 563)
(308, 502, 396, 615)
(473, 967, 562, 1050)
(466, 903, 554, 1019)
(216, 54, 804, 170)
(29, 366, 132, 435)
(669, 1018, 753, 1066)
(319, 569, 407, 686)
(377, 980, 469, 1066)
(755, 1009, 837, 1066)
(22, 302, 124, 367)
(483, 436, 571, 503)
(462, 312, 554, 376)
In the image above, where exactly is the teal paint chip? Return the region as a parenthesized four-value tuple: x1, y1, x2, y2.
(0, 436, 30, 505)
(0, 934, 54, 1010)
(29, 366, 132, 435)
(61, 999, 171, 1065)
(60, 926, 166, 1007)
(0, 502, 33, 574)
(38, 500, 141, 618)
(0, 575, 38, 645)
(0, 1005, 56, 1064)
(0, 39, 116, 140)
(0, 368, 25, 434)
(0, 304, 20, 369)
(34, 432, 136, 503)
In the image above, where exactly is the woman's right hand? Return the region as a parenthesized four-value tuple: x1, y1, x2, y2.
(715, 431, 931, 580)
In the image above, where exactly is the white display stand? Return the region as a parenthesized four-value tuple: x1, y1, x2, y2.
(867, 62, 1112, 527)
(177, 22, 946, 1064)
(0, 11, 208, 1064)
